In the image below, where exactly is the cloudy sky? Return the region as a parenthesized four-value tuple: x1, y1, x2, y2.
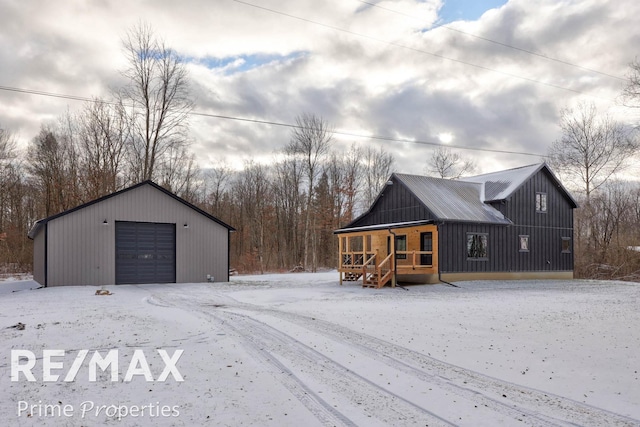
(1, 0, 638, 174)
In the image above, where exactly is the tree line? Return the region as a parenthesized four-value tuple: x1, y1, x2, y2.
(548, 99, 640, 281)
(2, 23, 640, 280)
(0, 110, 395, 274)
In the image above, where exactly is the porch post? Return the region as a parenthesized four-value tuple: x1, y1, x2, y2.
(390, 230, 396, 288)
(338, 235, 343, 285)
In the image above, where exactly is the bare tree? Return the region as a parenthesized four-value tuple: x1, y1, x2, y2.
(204, 160, 232, 215)
(338, 144, 363, 223)
(287, 113, 333, 271)
(362, 146, 395, 208)
(272, 155, 304, 269)
(0, 128, 37, 272)
(0, 126, 18, 229)
(76, 98, 130, 199)
(622, 59, 640, 109)
(0, 127, 17, 164)
(548, 102, 638, 200)
(234, 161, 272, 273)
(120, 22, 193, 182)
(589, 182, 632, 259)
(28, 125, 80, 216)
(158, 145, 201, 202)
(426, 147, 476, 179)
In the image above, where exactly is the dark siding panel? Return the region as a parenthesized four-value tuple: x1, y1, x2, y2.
(351, 179, 435, 227)
(505, 168, 574, 229)
(361, 167, 575, 275)
(439, 222, 573, 273)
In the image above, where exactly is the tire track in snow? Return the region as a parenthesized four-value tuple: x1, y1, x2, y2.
(222, 308, 556, 427)
(216, 309, 455, 427)
(221, 318, 359, 427)
(148, 287, 639, 427)
(144, 291, 355, 427)
(249, 305, 639, 427)
(173, 287, 633, 427)
(151, 291, 454, 427)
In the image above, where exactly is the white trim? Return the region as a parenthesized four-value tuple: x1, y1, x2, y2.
(335, 220, 433, 234)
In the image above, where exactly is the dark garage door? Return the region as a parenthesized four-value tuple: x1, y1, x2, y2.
(115, 221, 176, 284)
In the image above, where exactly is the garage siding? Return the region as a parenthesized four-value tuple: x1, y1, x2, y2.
(44, 184, 229, 286)
(32, 230, 45, 285)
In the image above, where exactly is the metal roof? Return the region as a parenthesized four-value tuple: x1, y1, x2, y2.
(394, 174, 511, 224)
(463, 162, 578, 208)
(462, 163, 543, 201)
(27, 181, 235, 239)
(336, 163, 577, 233)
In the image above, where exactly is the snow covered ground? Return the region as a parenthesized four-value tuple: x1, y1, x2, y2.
(1, 272, 639, 426)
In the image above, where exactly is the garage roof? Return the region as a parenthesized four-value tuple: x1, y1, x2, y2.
(28, 180, 235, 239)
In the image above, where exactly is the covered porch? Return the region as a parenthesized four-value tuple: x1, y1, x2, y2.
(336, 222, 438, 288)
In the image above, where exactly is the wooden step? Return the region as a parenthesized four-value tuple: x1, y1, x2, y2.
(363, 273, 379, 287)
(343, 272, 362, 281)
(362, 271, 393, 289)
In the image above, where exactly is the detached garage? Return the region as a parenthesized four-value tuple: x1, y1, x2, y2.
(28, 181, 235, 287)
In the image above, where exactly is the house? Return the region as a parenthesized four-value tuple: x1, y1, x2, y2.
(28, 181, 235, 287)
(335, 163, 577, 288)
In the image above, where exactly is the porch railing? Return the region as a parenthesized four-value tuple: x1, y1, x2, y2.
(341, 249, 434, 288)
(395, 250, 433, 269)
(341, 252, 375, 268)
(363, 252, 393, 288)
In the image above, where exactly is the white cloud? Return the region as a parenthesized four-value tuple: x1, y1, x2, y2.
(0, 0, 638, 174)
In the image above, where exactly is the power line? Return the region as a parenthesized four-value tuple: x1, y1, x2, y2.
(0, 85, 95, 103)
(355, 0, 626, 82)
(230, 0, 613, 100)
(191, 110, 548, 157)
(0, 84, 548, 158)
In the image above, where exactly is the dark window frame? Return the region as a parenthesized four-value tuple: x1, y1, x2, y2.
(467, 232, 488, 261)
(519, 235, 530, 252)
(561, 237, 572, 253)
(395, 235, 407, 260)
(420, 232, 433, 266)
(535, 192, 548, 213)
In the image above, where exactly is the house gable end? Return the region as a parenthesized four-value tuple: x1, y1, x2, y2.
(465, 163, 577, 209)
(505, 166, 575, 228)
(348, 175, 437, 228)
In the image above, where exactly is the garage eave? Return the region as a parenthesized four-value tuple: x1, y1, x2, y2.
(25, 181, 235, 242)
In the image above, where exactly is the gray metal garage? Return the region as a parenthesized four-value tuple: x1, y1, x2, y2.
(28, 181, 235, 287)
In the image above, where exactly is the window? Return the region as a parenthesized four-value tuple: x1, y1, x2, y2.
(395, 235, 407, 259)
(420, 232, 433, 266)
(562, 237, 571, 253)
(519, 235, 529, 252)
(467, 233, 488, 260)
(536, 192, 547, 213)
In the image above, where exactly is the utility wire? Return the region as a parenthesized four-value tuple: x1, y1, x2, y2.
(0, 84, 548, 158)
(355, 0, 626, 82)
(191, 110, 549, 157)
(230, 0, 612, 100)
